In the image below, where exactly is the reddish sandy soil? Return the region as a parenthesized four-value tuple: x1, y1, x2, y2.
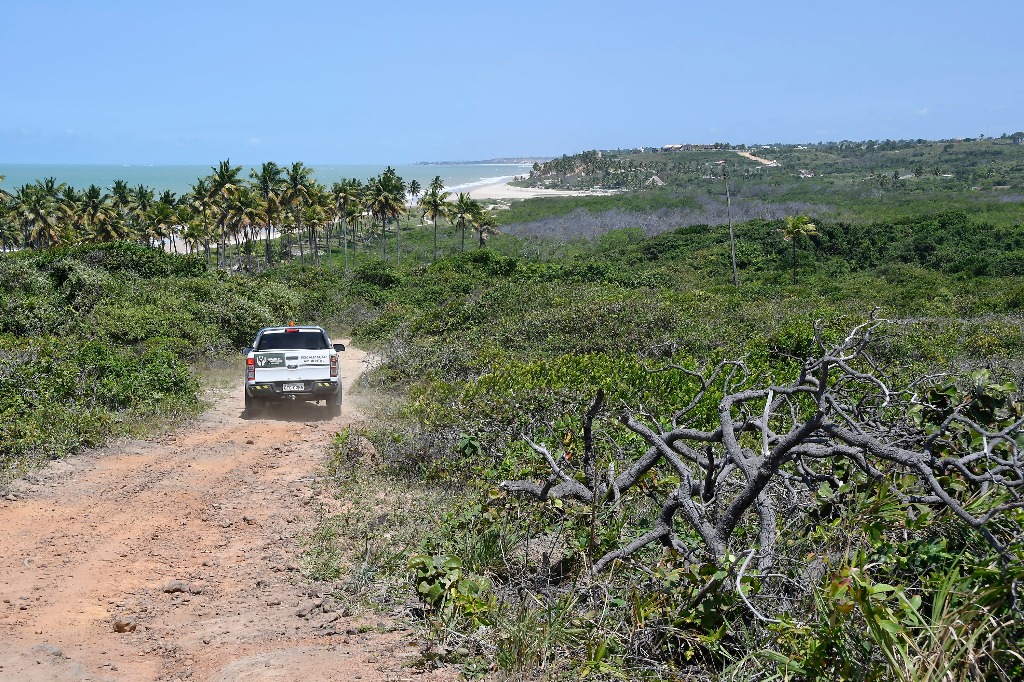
(0, 346, 455, 682)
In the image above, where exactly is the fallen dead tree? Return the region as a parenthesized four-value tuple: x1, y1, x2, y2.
(501, 320, 1024, 578)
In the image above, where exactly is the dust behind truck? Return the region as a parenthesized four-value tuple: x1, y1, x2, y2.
(243, 323, 345, 416)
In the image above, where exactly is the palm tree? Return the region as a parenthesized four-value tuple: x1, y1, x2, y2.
(472, 211, 499, 249)
(79, 185, 118, 243)
(209, 160, 242, 266)
(172, 204, 194, 254)
(407, 179, 422, 224)
(419, 176, 451, 262)
(145, 200, 176, 250)
(449, 192, 480, 253)
(0, 177, 16, 250)
(381, 167, 406, 263)
(782, 215, 818, 284)
(250, 162, 285, 265)
(365, 176, 388, 259)
(182, 214, 210, 257)
(39, 178, 73, 245)
(9, 185, 35, 248)
(187, 178, 214, 263)
(110, 179, 136, 241)
(281, 162, 314, 263)
(12, 182, 66, 248)
(418, 182, 451, 262)
(331, 178, 361, 270)
(302, 199, 327, 264)
(305, 182, 330, 263)
(347, 183, 367, 263)
(366, 173, 405, 261)
(60, 185, 86, 243)
(0, 204, 17, 251)
(131, 185, 156, 245)
(225, 186, 266, 270)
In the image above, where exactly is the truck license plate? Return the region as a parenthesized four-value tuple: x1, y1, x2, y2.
(283, 383, 304, 392)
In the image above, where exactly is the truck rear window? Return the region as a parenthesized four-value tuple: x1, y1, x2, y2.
(257, 331, 329, 351)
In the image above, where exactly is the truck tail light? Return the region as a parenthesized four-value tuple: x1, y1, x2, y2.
(247, 356, 255, 381)
(330, 354, 338, 377)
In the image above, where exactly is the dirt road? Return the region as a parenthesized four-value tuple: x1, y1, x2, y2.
(0, 347, 451, 681)
(734, 150, 780, 167)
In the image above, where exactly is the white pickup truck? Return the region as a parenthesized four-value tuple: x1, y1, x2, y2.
(243, 324, 345, 415)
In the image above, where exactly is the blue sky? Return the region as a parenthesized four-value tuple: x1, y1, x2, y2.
(2, 0, 1021, 164)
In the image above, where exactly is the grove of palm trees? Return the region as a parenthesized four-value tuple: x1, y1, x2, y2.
(0, 163, 499, 266)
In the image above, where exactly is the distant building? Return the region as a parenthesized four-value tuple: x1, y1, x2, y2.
(660, 143, 731, 152)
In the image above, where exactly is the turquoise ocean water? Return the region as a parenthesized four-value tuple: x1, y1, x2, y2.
(0, 163, 532, 197)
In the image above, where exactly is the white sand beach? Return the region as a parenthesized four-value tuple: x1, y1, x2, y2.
(468, 179, 617, 200)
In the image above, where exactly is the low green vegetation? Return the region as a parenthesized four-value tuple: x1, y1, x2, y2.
(4, 140, 1024, 679)
(288, 203, 1023, 679)
(496, 191, 701, 223)
(0, 242, 298, 480)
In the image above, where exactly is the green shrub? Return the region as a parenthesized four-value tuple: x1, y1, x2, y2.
(33, 241, 207, 278)
(353, 259, 402, 289)
(0, 246, 306, 474)
(0, 335, 199, 473)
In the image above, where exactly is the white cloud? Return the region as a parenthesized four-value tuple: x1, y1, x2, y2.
(915, 107, 930, 116)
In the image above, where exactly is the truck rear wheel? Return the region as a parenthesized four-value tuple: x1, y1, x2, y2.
(326, 386, 342, 417)
(245, 392, 261, 416)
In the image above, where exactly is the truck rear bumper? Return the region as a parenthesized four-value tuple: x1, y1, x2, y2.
(246, 381, 339, 402)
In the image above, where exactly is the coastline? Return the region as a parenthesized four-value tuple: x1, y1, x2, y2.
(468, 179, 617, 200)
(0, 163, 534, 198)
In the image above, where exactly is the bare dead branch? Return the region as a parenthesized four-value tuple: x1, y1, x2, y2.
(501, 320, 1024, 596)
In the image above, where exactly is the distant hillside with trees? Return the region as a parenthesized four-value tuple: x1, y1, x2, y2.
(516, 135, 1024, 212)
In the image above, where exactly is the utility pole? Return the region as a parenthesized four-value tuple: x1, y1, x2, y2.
(724, 163, 738, 287)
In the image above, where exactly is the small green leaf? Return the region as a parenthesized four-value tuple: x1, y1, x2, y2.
(877, 618, 903, 634)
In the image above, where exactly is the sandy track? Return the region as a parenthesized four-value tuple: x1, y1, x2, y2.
(0, 347, 452, 682)
(734, 150, 780, 166)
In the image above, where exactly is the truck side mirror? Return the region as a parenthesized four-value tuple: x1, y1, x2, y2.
(242, 347, 253, 355)
(333, 343, 346, 352)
